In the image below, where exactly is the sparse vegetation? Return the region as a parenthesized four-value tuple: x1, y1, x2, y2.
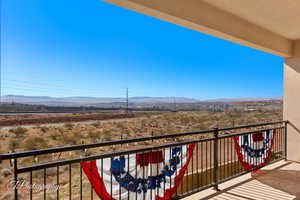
(8, 138, 20, 151)
(24, 136, 48, 150)
(2, 110, 282, 155)
(102, 130, 112, 141)
(64, 123, 74, 130)
(0, 108, 282, 198)
(64, 131, 82, 145)
(40, 126, 49, 133)
(9, 127, 27, 136)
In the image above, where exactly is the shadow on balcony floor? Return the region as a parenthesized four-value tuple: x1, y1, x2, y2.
(184, 160, 300, 200)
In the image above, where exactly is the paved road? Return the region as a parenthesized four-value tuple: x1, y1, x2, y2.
(0, 112, 78, 115)
(0, 117, 143, 130)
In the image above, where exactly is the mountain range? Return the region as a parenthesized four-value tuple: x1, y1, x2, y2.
(1, 95, 282, 107)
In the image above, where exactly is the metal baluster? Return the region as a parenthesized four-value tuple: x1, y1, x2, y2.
(150, 150, 153, 200)
(119, 155, 121, 200)
(246, 135, 250, 172)
(180, 145, 183, 194)
(135, 155, 138, 200)
(275, 129, 278, 157)
(127, 154, 130, 200)
(223, 138, 225, 178)
(175, 146, 178, 197)
(210, 140, 212, 184)
(279, 128, 281, 158)
(241, 135, 244, 173)
(250, 133, 254, 172)
(255, 133, 258, 168)
(80, 162, 83, 200)
(205, 141, 208, 185)
(30, 171, 32, 200)
(92, 160, 94, 200)
(226, 137, 229, 179)
(201, 142, 203, 187)
(281, 127, 283, 158)
(14, 158, 18, 200)
(196, 142, 199, 189)
(230, 136, 233, 178)
(156, 151, 159, 199)
(277, 128, 280, 155)
(44, 168, 47, 200)
(69, 164, 72, 200)
(110, 158, 113, 200)
(101, 159, 104, 200)
(191, 143, 194, 192)
(278, 128, 281, 156)
(57, 165, 59, 200)
(163, 148, 166, 200)
(213, 128, 219, 191)
(169, 147, 173, 195)
(143, 151, 145, 200)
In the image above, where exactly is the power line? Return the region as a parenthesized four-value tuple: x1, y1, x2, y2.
(3, 82, 100, 94)
(2, 86, 93, 96)
(3, 79, 105, 93)
(2, 86, 85, 96)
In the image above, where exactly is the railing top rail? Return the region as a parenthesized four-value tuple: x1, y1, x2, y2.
(219, 126, 285, 139)
(16, 126, 285, 174)
(0, 120, 287, 160)
(17, 137, 210, 173)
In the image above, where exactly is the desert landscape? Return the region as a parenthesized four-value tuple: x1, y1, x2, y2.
(0, 106, 282, 199)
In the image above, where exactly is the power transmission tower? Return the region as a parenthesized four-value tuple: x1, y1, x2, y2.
(126, 88, 129, 113)
(173, 97, 177, 112)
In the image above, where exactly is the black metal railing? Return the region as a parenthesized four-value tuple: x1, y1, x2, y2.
(0, 121, 288, 200)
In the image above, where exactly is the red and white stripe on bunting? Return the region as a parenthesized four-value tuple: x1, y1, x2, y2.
(234, 129, 276, 170)
(82, 144, 195, 200)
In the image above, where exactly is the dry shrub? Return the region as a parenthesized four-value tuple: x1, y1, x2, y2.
(24, 136, 48, 150)
(9, 138, 20, 151)
(91, 121, 101, 127)
(64, 131, 82, 145)
(102, 130, 112, 141)
(64, 123, 74, 130)
(89, 131, 101, 142)
(40, 126, 49, 133)
(49, 129, 62, 140)
(9, 127, 27, 136)
(197, 123, 209, 130)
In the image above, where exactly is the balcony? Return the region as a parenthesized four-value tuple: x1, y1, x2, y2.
(184, 160, 300, 200)
(0, 121, 293, 200)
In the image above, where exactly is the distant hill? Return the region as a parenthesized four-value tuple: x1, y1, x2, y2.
(203, 97, 282, 103)
(1, 95, 282, 107)
(1, 95, 198, 107)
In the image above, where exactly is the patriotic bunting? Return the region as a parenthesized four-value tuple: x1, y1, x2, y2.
(82, 144, 195, 200)
(81, 129, 276, 199)
(234, 129, 276, 170)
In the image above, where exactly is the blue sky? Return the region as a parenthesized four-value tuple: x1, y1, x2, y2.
(1, 0, 283, 100)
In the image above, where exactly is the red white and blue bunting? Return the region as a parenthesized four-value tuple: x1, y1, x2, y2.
(82, 144, 195, 200)
(234, 129, 276, 170)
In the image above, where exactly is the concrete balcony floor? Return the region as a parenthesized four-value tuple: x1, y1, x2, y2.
(183, 160, 300, 200)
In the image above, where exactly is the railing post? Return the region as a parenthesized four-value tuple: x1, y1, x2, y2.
(213, 128, 220, 191)
(14, 158, 18, 200)
(284, 121, 288, 161)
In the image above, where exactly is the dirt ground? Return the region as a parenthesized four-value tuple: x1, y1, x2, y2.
(0, 111, 283, 199)
(0, 112, 135, 126)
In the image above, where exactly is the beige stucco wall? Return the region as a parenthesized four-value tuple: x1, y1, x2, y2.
(284, 40, 300, 162)
(104, 0, 292, 58)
